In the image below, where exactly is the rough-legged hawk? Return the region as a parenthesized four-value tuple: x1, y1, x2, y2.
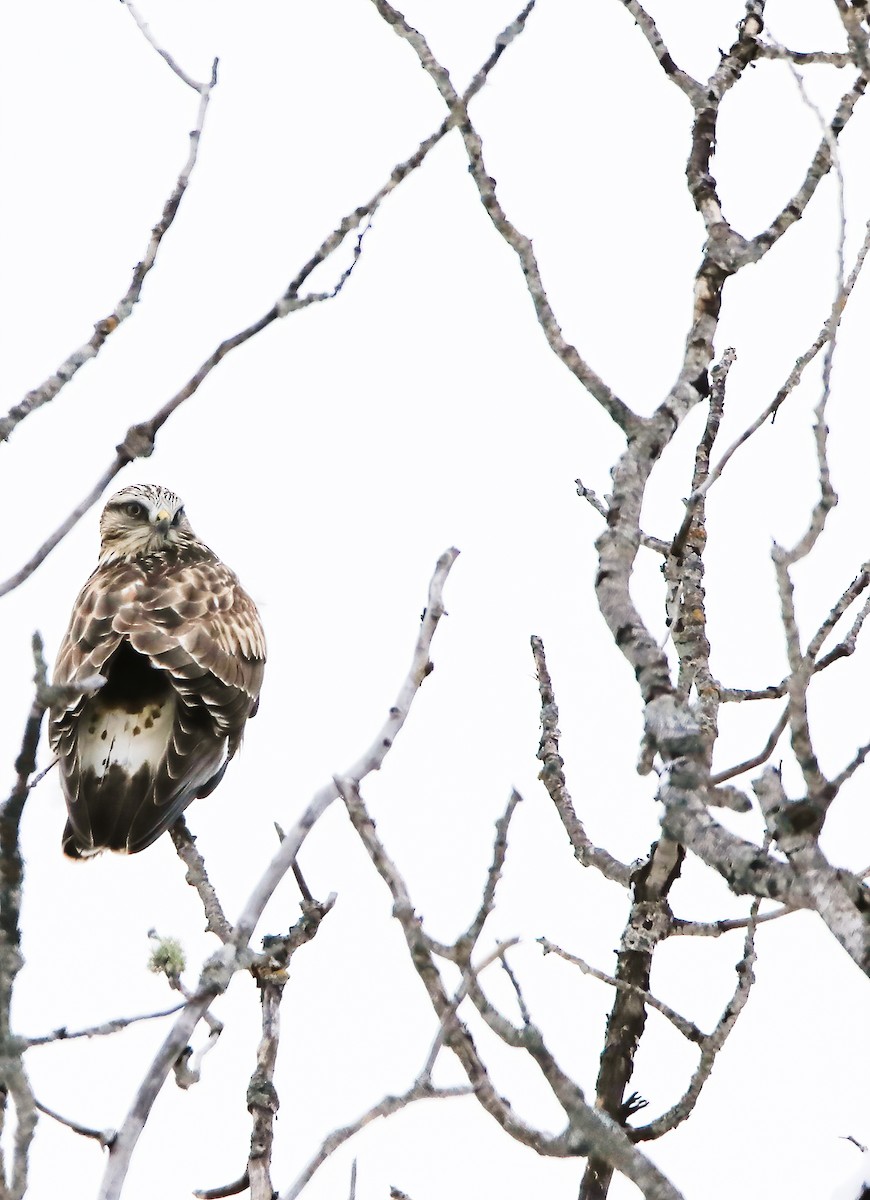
(50, 484, 266, 857)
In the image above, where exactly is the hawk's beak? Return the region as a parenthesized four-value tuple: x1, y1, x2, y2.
(154, 509, 171, 534)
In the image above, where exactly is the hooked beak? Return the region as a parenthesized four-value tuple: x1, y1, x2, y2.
(153, 508, 171, 535)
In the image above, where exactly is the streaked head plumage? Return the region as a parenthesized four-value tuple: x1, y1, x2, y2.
(99, 484, 196, 563)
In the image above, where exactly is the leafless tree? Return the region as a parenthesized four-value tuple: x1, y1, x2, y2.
(3, 3, 870, 1199)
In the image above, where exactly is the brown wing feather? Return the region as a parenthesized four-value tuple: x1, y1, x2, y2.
(50, 550, 265, 856)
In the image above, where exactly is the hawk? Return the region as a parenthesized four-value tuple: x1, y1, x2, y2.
(49, 484, 266, 857)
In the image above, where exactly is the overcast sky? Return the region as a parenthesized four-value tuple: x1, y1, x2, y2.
(2, 2, 870, 1198)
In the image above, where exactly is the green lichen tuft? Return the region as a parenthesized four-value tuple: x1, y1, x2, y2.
(148, 935, 186, 979)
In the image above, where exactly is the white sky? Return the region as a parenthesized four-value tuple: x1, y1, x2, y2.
(2, 2, 870, 1198)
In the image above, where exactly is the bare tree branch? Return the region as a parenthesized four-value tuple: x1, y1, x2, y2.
(538, 939, 703, 1043)
(575, 480, 670, 556)
(0, 10, 534, 599)
(632, 904, 759, 1141)
(0, 634, 55, 1199)
(531, 636, 631, 886)
(710, 705, 788, 785)
(0, 27, 217, 446)
(771, 404, 838, 810)
(578, 837, 684, 1200)
(339, 777, 687, 1200)
(831, 0, 870, 74)
(753, 74, 866, 256)
(660, 777, 809, 908)
(418, 939, 520, 1083)
(194, 1173, 250, 1200)
(169, 819, 234, 944)
(831, 737, 870, 793)
(616, 0, 702, 101)
(121, 0, 211, 90)
(33, 1098, 115, 1150)
(685, 14, 764, 233)
(757, 45, 852, 67)
(716, 559, 870, 713)
(670, 904, 794, 937)
(280, 1080, 473, 1200)
(754, 770, 870, 973)
(24, 1003, 185, 1047)
(247, 980, 283, 1200)
(98, 549, 459, 1200)
(370, 0, 638, 435)
(459, 791, 523, 950)
(8, 8, 870, 1199)
(662, 120, 870, 526)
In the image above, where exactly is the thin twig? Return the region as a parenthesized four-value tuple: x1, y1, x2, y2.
(832, 738, 870, 793)
(25, 1003, 185, 1047)
(25, 758, 57, 791)
(753, 73, 866, 256)
(418, 939, 520, 1082)
(710, 705, 788, 785)
(460, 791, 523, 948)
(757, 44, 852, 67)
(275, 824, 316, 903)
(719, 565, 870, 707)
(668, 350, 735, 564)
(280, 1081, 472, 1200)
(807, 565, 870, 661)
(538, 940, 703, 1043)
(121, 1, 211, 91)
(686, 217, 870, 509)
(194, 1172, 250, 1200)
(670, 905, 793, 937)
(33, 1098, 115, 1149)
(576, 480, 670, 556)
(816, 591, 870, 671)
(500, 953, 531, 1027)
(0, 37, 217, 446)
(842, 1133, 869, 1154)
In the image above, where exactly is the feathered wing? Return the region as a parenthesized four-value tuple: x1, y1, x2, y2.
(50, 554, 265, 856)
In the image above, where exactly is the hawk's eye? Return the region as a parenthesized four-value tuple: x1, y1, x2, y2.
(124, 502, 145, 519)
(171, 508, 184, 526)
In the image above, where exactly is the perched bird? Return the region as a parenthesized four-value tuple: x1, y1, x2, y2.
(49, 484, 266, 857)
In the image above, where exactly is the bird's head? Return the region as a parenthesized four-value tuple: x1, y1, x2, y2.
(98, 484, 196, 563)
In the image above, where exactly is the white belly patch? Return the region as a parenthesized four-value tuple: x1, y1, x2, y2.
(78, 695, 177, 780)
